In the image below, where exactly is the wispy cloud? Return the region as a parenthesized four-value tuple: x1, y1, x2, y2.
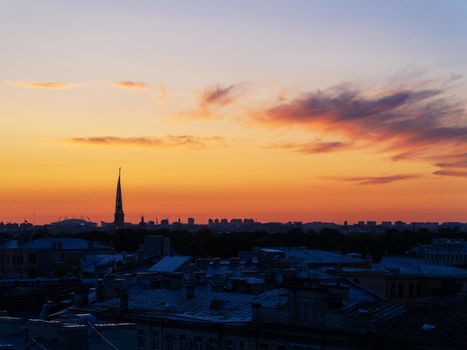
(253, 77, 467, 177)
(433, 169, 467, 177)
(6, 81, 83, 90)
(341, 174, 422, 185)
(201, 84, 241, 107)
(269, 140, 351, 154)
(68, 135, 225, 149)
(112, 81, 148, 90)
(176, 83, 244, 119)
(159, 83, 168, 101)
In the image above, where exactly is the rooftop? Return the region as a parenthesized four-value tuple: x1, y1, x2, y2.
(148, 256, 192, 273)
(372, 294, 467, 347)
(275, 247, 367, 264)
(90, 286, 289, 324)
(20, 238, 111, 250)
(375, 256, 467, 277)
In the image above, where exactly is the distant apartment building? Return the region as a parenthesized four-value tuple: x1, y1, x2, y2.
(75, 279, 382, 350)
(46, 218, 98, 234)
(0, 238, 112, 278)
(0, 316, 136, 349)
(143, 236, 171, 259)
(414, 239, 467, 265)
(331, 256, 467, 302)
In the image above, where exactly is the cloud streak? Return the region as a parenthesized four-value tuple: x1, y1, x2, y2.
(201, 84, 240, 106)
(159, 83, 168, 101)
(176, 83, 243, 119)
(113, 81, 148, 90)
(269, 140, 351, 154)
(7, 81, 82, 90)
(341, 174, 422, 185)
(253, 79, 467, 177)
(69, 135, 225, 149)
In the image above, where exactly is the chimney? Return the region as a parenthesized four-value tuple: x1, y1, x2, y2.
(120, 294, 129, 312)
(185, 284, 195, 299)
(95, 279, 105, 301)
(251, 303, 262, 323)
(72, 290, 89, 306)
(53, 241, 63, 250)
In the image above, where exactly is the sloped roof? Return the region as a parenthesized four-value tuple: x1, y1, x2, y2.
(372, 294, 467, 347)
(277, 247, 366, 264)
(80, 253, 125, 273)
(148, 256, 192, 273)
(21, 238, 110, 250)
(376, 256, 467, 277)
(0, 240, 18, 249)
(92, 287, 288, 323)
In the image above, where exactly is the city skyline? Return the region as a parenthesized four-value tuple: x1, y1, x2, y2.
(1, 168, 466, 226)
(1, 1, 467, 224)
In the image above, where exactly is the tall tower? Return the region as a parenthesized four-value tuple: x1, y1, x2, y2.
(114, 168, 125, 230)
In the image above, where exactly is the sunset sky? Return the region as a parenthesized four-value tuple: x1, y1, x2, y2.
(1, 0, 467, 224)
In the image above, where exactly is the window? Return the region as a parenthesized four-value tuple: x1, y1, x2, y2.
(193, 336, 203, 350)
(398, 283, 404, 298)
(224, 340, 233, 350)
(28, 253, 37, 263)
(165, 334, 175, 350)
(179, 337, 186, 350)
(239, 341, 249, 350)
(151, 330, 159, 350)
(138, 329, 146, 349)
(208, 338, 218, 350)
(409, 283, 415, 298)
(390, 283, 396, 298)
(313, 302, 325, 323)
(304, 303, 312, 322)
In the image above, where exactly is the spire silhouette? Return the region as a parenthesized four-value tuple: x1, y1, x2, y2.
(114, 167, 125, 230)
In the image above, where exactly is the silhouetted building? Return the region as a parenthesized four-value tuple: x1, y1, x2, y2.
(114, 168, 125, 230)
(414, 239, 467, 265)
(47, 218, 97, 234)
(0, 238, 113, 278)
(0, 316, 136, 349)
(143, 236, 171, 259)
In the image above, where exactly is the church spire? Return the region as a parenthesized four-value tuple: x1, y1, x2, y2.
(114, 167, 125, 230)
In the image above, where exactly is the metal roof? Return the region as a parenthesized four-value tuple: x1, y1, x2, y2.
(92, 287, 288, 323)
(0, 240, 18, 249)
(148, 256, 192, 273)
(277, 247, 366, 264)
(372, 294, 467, 347)
(21, 238, 110, 250)
(375, 256, 467, 277)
